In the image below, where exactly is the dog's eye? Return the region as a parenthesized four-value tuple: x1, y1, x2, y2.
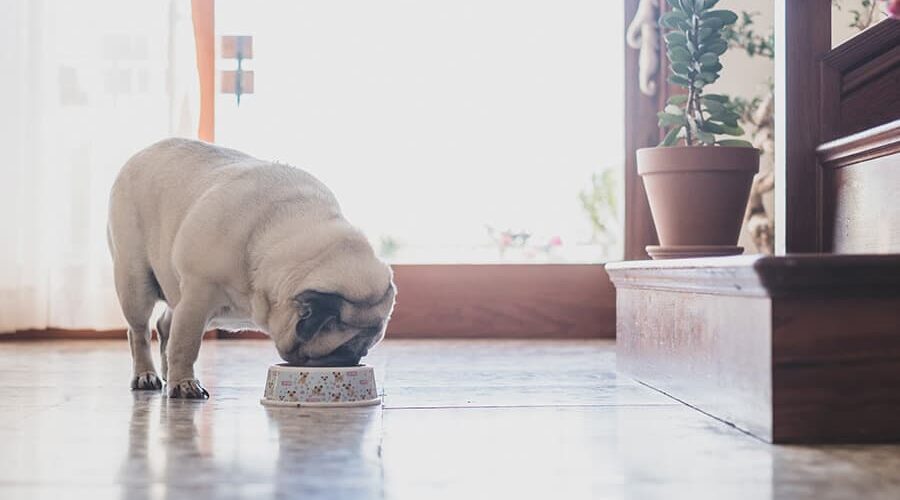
(299, 308, 312, 320)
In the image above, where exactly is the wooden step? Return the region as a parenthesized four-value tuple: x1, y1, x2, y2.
(606, 254, 900, 443)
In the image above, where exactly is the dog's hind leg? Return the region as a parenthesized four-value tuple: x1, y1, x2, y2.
(115, 266, 163, 391)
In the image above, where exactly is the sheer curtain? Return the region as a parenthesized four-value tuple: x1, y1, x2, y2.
(0, 0, 199, 333)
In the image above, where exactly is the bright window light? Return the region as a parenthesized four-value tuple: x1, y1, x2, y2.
(216, 0, 624, 263)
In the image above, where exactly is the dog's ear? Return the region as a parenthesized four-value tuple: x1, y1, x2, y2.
(293, 291, 343, 343)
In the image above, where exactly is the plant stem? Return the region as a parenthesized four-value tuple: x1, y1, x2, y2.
(685, 84, 696, 145)
(864, 0, 878, 29)
(686, 11, 704, 145)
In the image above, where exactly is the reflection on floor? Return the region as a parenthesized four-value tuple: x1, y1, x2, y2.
(1, 339, 900, 499)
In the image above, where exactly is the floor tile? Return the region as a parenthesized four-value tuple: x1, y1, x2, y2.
(0, 338, 899, 500)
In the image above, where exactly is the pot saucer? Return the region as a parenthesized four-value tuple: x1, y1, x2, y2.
(646, 245, 743, 260)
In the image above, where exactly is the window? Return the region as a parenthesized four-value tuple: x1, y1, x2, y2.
(214, 0, 625, 264)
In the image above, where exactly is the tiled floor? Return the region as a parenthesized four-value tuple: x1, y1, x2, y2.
(2, 339, 900, 500)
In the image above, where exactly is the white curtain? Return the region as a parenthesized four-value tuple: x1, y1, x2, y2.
(0, 0, 199, 332)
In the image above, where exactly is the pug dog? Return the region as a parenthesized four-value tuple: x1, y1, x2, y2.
(107, 138, 395, 399)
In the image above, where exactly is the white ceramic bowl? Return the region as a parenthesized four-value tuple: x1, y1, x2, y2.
(260, 364, 380, 407)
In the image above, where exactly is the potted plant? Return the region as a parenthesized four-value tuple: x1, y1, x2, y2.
(637, 0, 760, 259)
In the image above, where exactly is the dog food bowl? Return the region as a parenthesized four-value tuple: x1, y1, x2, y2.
(260, 364, 381, 407)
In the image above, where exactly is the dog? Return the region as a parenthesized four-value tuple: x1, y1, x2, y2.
(107, 138, 395, 398)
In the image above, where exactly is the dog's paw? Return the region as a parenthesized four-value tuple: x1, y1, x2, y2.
(131, 372, 163, 391)
(167, 379, 210, 399)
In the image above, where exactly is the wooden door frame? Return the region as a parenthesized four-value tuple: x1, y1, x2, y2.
(186, 0, 663, 339)
(192, 0, 216, 142)
(774, 0, 832, 254)
(623, 0, 664, 260)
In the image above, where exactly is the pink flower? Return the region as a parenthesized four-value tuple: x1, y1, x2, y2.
(889, 0, 900, 18)
(548, 236, 563, 247)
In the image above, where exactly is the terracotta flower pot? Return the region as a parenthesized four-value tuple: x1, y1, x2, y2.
(637, 146, 759, 258)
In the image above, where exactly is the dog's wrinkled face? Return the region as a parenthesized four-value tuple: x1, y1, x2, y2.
(277, 284, 395, 367)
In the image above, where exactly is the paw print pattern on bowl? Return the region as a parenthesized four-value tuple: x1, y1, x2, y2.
(261, 364, 379, 407)
(265, 370, 277, 395)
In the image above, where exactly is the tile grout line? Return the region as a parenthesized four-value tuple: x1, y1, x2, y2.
(633, 380, 771, 444)
(381, 402, 681, 411)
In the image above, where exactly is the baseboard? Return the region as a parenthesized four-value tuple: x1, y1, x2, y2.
(0, 329, 219, 341)
(1, 264, 617, 341)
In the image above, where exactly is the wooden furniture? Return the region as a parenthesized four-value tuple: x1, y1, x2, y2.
(777, 10, 899, 254)
(819, 120, 900, 253)
(818, 19, 900, 253)
(608, 255, 900, 443)
(613, 9, 900, 443)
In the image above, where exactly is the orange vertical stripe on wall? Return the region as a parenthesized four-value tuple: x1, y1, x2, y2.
(192, 0, 215, 142)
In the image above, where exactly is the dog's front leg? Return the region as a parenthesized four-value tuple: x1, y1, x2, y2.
(166, 285, 215, 399)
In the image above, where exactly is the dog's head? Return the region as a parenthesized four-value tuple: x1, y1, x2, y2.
(261, 226, 396, 367)
(281, 283, 395, 366)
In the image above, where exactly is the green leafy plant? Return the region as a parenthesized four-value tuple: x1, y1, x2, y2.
(723, 10, 774, 59)
(657, 0, 752, 147)
(833, 0, 885, 31)
(722, 9, 775, 152)
(578, 169, 619, 245)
